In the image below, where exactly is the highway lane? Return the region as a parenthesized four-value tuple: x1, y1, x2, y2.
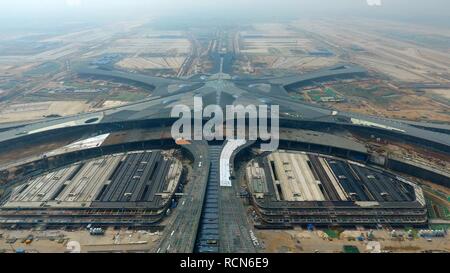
(219, 184, 257, 253)
(155, 141, 210, 253)
(195, 144, 222, 253)
(157, 140, 257, 253)
(219, 140, 257, 253)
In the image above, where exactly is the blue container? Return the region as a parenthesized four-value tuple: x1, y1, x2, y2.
(15, 248, 25, 253)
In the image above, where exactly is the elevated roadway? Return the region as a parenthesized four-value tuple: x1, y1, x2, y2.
(1, 64, 448, 154)
(156, 141, 210, 253)
(0, 64, 448, 252)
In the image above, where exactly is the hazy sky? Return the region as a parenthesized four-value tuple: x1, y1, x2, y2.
(0, 0, 449, 27)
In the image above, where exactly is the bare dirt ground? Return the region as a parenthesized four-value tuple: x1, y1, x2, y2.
(0, 20, 184, 117)
(0, 101, 91, 124)
(239, 23, 339, 73)
(117, 57, 186, 71)
(257, 228, 450, 253)
(250, 56, 339, 72)
(426, 89, 450, 100)
(240, 18, 450, 131)
(0, 228, 161, 253)
(292, 19, 450, 84)
(100, 100, 128, 109)
(104, 37, 190, 55)
(331, 96, 450, 122)
(319, 81, 450, 123)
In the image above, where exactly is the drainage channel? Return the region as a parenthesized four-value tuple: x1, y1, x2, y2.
(194, 144, 223, 253)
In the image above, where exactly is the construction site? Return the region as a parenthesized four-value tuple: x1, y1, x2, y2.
(245, 151, 427, 227)
(0, 150, 184, 228)
(0, 14, 448, 254)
